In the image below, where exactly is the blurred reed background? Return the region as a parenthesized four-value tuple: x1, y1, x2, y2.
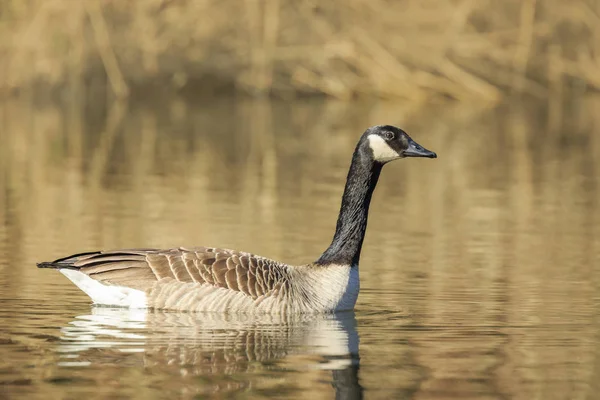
(1, 0, 600, 102)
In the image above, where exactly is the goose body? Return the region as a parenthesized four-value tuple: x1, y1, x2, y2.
(38, 125, 436, 314)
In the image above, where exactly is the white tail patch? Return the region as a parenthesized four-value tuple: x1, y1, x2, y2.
(367, 134, 399, 162)
(60, 269, 148, 309)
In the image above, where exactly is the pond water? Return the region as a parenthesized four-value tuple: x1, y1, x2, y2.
(0, 94, 599, 399)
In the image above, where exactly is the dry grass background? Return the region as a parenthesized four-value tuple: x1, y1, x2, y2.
(1, 0, 600, 102)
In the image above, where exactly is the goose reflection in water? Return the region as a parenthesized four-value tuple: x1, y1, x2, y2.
(57, 308, 363, 398)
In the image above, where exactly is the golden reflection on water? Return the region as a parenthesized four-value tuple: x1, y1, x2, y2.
(54, 309, 360, 398)
(0, 94, 599, 399)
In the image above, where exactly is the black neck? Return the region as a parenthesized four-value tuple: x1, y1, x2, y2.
(315, 147, 382, 266)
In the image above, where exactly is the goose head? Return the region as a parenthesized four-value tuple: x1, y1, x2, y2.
(363, 125, 437, 163)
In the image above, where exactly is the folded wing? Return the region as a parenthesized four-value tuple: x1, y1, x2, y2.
(38, 247, 290, 300)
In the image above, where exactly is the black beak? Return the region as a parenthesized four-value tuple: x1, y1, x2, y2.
(404, 139, 437, 158)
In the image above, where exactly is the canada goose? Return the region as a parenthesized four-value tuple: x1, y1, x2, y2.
(38, 125, 436, 313)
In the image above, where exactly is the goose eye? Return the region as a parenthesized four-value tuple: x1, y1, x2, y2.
(384, 131, 395, 140)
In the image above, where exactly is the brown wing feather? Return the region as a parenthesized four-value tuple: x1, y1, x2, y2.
(39, 247, 289, 299)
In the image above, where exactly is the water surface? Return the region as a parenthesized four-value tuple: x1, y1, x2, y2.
(0, 95, 599, 399)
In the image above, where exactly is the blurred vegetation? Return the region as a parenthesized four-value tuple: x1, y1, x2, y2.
(1, 0, 600, 102)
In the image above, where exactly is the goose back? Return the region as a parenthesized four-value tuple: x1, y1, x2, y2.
(40, 247, 296, 311)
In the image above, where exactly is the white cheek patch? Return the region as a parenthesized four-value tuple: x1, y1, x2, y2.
(367, 135, 399, 162)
